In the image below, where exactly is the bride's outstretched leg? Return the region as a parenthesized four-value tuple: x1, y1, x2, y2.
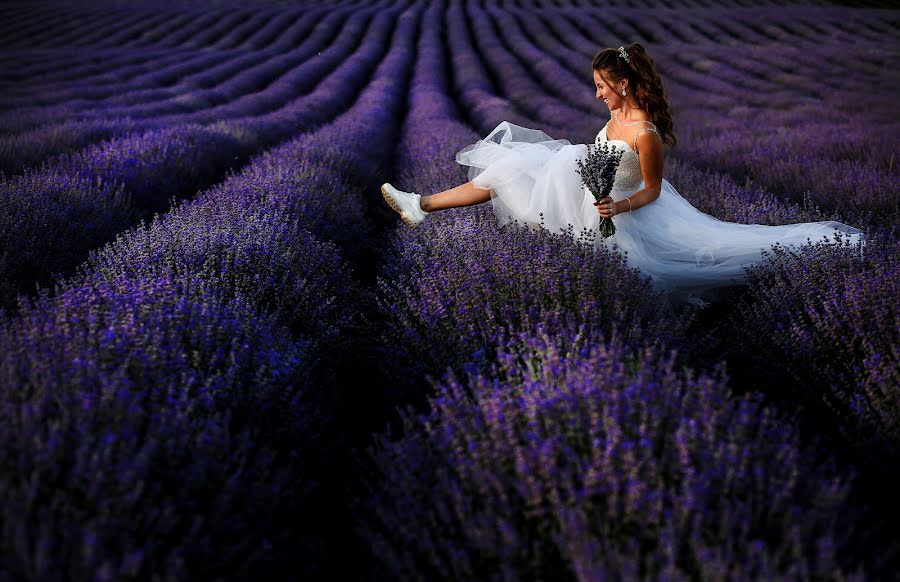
(382, 180, 491, 229)
(420, 180, 491, 212)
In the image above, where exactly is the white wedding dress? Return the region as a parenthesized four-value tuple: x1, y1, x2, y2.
(455, 120, 865, 307)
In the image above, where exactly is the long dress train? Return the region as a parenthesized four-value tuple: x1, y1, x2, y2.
(455, 120, 865, 307)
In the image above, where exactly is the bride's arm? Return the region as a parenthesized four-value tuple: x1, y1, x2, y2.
(598, 131, 664, 218)
(616, 130, 664, 214)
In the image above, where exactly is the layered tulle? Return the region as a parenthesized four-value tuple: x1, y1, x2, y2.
(456, 121, 866, 307)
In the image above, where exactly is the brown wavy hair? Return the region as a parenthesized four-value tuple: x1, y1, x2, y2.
(592, 43, 676, 148)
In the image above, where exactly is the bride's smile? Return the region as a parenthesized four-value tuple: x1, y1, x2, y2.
(594, 69, 625, 112)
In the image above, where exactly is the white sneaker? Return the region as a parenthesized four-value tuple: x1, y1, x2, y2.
(381, 182, 429, 228)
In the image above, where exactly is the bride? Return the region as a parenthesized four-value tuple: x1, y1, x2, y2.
(381, 43, 865, 307)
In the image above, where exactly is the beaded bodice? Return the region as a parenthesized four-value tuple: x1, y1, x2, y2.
(594, 121, 655, 191)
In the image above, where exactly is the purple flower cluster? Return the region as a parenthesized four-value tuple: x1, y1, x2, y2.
(465, 4, 593, 131)
(0, 125, 251, 311)
(0, 118, 146, 175)
(0, 1, 414, 311)
(679, 121, 898, 227)
(0, 167, 134, 312)
(357, 333, 865, 580)
(663, 157, 832, 226)
(730, 232, 899, 457)
(376, 206, 676, 385)
(576, 142, 624, 238)
(0, 2, 433, 577)
(0, 119, 375, 576)
(0, 272, 320, 580)
(0, 5, 382, 172)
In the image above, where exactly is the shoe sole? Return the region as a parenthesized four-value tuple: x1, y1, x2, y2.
(381, 183, 420, 229)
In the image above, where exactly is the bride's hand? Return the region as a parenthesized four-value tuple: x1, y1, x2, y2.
(594, 196, 617, 218)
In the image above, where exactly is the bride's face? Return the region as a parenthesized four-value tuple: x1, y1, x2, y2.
(594, 69, 624, 111)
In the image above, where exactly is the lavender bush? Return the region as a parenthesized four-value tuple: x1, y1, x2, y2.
(356, 331, 867, 580)
(729, 232, 899, 458)
(0, 273, 322, 580)
(0, 6, 375, 172)
(663, 157, 833, 226)
(0, 5, 433, 574)
(0, 2, 409, 310)
(79, 199, 360, 354)
(678, 124, 899, 226)
(49, 124, 250, 211)
(376, 205, 684, 392)
(0, 124, 252, 310)
(0, 168, 133, 313)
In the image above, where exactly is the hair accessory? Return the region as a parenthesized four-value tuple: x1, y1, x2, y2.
(618, 45, 630, 64)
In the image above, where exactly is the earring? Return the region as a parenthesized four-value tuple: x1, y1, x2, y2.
(621, 88, 627, 96)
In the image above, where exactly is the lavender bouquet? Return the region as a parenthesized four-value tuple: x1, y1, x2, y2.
(575, 143, 624, 238)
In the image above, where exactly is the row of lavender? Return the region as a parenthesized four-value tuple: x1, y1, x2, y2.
(2, 3, 892, 173)
(0, 5, 355, 128)
(0, 2, 422, 578)
(0, 4, 332, 52)
(0, 1, 409, 311)
(0, 3, 373, 171)
(350, 2, 887, 579)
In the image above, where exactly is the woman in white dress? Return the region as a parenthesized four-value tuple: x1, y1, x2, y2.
(381, 44, 864, 307)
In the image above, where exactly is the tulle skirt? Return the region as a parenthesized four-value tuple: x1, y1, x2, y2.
(455, 121, 866, 307)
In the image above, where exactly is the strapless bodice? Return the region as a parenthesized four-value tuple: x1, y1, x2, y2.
(595, 125, 644, 191)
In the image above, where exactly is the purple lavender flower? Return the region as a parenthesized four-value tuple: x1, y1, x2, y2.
(575, 142, 624, 238)
(356, 332, 866, 580)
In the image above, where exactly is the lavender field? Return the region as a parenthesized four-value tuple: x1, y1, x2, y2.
(1, 0, 898, 579)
